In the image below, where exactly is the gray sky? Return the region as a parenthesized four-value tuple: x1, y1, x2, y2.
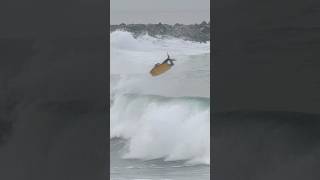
(111, 0, 210, 25)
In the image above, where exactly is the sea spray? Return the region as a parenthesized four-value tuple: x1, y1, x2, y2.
(111, 94, 210, 165)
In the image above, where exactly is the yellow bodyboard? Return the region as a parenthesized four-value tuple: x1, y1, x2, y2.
(150, 63, 171, 76)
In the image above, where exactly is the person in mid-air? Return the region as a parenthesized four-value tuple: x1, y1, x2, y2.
(162, 53, 176, 66)
(155, 53, 176, 67)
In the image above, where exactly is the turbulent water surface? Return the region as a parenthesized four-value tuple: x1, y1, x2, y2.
(110, 31, 210, 180)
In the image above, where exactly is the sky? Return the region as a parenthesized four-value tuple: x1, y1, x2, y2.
(110, 0, 210, 25)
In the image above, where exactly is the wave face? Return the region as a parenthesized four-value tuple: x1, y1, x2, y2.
(110, 31, 210, 165)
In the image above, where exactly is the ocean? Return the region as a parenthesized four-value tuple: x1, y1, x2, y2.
(110, 30, 210, 180)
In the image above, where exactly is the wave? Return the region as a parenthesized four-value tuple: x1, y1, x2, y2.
(110, 30, 210, 166)
(110, 94, 210, 165)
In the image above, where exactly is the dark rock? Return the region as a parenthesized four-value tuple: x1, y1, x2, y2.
(110, 22, 211, 42)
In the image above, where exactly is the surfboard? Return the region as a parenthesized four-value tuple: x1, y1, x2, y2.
(150, 63, 171, 76)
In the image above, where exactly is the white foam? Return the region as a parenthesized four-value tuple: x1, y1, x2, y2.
(111, 94, 210, 165)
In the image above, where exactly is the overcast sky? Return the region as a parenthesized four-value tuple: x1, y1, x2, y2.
(111, 0, 210, 25)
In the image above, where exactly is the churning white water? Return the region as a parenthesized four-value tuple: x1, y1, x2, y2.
(111, 94, 210, 164)
(110, 30, 210, 180)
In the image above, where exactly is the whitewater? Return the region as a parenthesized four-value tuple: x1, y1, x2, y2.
(110, 30, 210, 180)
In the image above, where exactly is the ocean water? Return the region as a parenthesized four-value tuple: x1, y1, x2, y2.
(110, 31, 210, 180)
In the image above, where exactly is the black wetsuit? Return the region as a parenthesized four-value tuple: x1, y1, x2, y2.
(162, 58, 175, 66)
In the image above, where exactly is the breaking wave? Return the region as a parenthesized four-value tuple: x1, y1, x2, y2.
(110, 94, 210, 165)
(110, 30, 210, 165)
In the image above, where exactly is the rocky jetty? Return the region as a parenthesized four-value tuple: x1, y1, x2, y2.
(110, 21, 210, 42)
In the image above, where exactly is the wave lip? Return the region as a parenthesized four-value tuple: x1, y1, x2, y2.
(111, 94, 210, 165)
